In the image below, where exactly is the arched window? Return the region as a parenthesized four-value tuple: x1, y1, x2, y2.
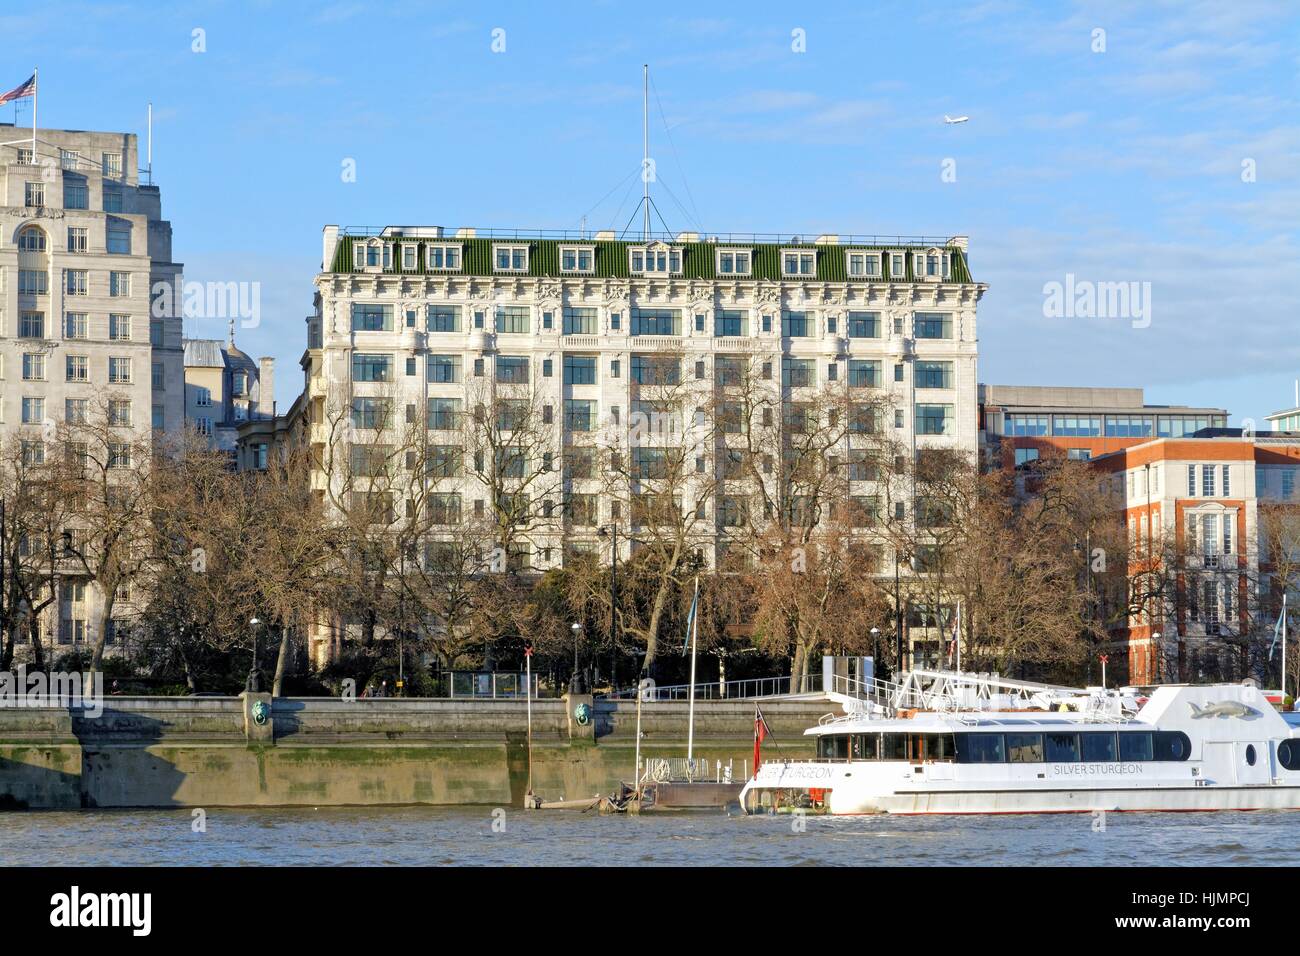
(17, 225, 46, 252)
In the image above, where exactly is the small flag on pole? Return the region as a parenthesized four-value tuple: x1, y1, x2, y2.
(753, 706, 773, 773)
(0, 74, 35, 107)
(683, 578, 700, 651)
(1270, 600, 1286, 662)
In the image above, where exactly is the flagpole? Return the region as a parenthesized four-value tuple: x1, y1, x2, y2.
(1283, 592, 1288, 704)
(686, 575, 699, 774)
(31, 67, 37, 161)
(956, 601, 962, 674)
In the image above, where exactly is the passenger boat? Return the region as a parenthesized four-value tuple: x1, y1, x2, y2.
(739, 670, 1300, 815)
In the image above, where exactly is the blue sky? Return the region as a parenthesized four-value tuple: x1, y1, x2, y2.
(3, 0, 1298, 422)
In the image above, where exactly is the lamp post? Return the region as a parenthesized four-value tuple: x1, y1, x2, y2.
(247, 617, 261, 692)
(1151, 630, 1162, 685)
(570, 621, 583, 694)
(870, 627, 881, 681)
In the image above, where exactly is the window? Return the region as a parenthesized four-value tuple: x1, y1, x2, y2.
(61, 313, 87, 340)
(1006, 414, 1049, 437)
(21, 397, 44, 423)
(352, 353, 392, 382)
(493, 244, 529, 272)
(427, 305, 461, 332)
(1068, 448, 1091, 461)
(426, 446, 463, 479)
(108, 357, 131, 383)
(914, 312, 952, 339)
(109, 314, 131, 341)
(1080, 732, 1118, 762)
(24, 182, 45, 207)
(109, 271, 131, 296)
(781, 250, 816, 277)
(102, 152, 122, 177)
(66, 355, 88, 382)
(351, 303, 393, 331)
(714, 309, 747, 337)
(915, 404, 954, 436)
(956, 734, 1005, 764)
(64, 182, 88, 209)
(108, 399, 132, 427)
(427, 354, 461, 383)
(1202, 465, 1216, 497)
(66, 270, 88, 296)
(351, 397, 391, 430)
(107, 442, 131, 469)
(564, 399, 596, 432)
(562, 307, 597, 335)
(714, 356, 743, 386)
(103, 187, 123, 213)
(495, 305, 530, 334)
(1222, 465, 1231, 497)
(65, 399, 88, 424)
(782, 357, 815, 388)
(107, 223, 130, 255)
(1045, 733, 1080, 762)
(66, 227, 87, 254)
(60, 149, 80, 170)
(717, 249, 751, 275)
(22, 354, 45, 381)
(152, 363, 164, 389)
(630, 308, 680, 336)
(1015, 448, 1040, 467)
(564, 355, 597, 385)
(847, 311, 880, 338)
(847, 251, 881, 278)
(560, 246, 594, 273)
(427, 398, 462, 430)
(914, 360, 953, 389)
(194, 387, 213, 408)
(19, 312, 45, 338)
(17, 226, 46, 251)
(781, 311, 811, 337)
(848, 404, 878, 435)
(1052, 415, 1101, 437)
(426, 244, 461, 270)
(894, 363, 904, 383)
(630, 244, 681, 275)
(495, 355, 529, 384)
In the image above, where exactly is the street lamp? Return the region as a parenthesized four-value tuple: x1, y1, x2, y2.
(1151, 630, 1162, 685)
(570, 622, 584, 694)
(870, 627, 881, 679)
(247, 617, 262, 693)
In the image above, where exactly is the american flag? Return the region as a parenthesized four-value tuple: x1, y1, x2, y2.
(0, 75, 35, 107)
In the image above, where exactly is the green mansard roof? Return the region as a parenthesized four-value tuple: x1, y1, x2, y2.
(330, 232, 975, 284)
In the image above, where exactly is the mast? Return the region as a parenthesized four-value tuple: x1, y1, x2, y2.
(686, 576, 700, 773)
(642, 64, 649, 241)
(147, 101, 153, 184)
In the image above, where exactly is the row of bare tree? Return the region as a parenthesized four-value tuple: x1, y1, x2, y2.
(4, 355, 1296, 694)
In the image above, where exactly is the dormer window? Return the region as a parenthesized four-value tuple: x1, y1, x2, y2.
(494, 244, 529, 272)
(560, 245, 595, 274)
(401, 244, 418, 271)
(781, 249, 816, 277)
(889, 252, 905, 278)
(426, 244, 461, 271)
(847, 251, 881, 278)
(630, 242, 681, 275)
(354, 239, 385, 270)
(717, 248, 751, 276)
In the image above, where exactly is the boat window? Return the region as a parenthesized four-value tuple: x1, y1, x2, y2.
(955, 733, 1005, 764)
(881, 733, 909, 761)
(1245, 745, 1256, 767)
(851, 734, 879, 760)
(1118, 732, 1154, 762)
(817, 735, 849, 760)
(1081, 732, 1118, 762)
(925, 733, 957, 762)
(1005, 733, 1044, 763)
(1045, 733, 1080, 762)
(1152, 731, 1191, 762)
(1279, 740, 1300, 771)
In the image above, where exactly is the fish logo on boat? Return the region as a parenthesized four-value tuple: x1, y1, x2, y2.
(1188, 701, 1257, 719)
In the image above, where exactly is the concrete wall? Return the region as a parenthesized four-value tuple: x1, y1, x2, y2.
(0, 695, 831, 810)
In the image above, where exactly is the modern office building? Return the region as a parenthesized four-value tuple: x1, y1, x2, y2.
(298, 225, 987, 663)
(183, 324, 274, 453)
(1093, 434, 1300, 686)
(980, 384, 1228, 470)
(0, 123, 185, 656)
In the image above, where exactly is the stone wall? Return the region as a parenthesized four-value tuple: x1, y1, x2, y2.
(0, 695, 833, 809)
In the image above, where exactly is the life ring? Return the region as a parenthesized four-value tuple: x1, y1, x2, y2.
(573, 702, 591, 726)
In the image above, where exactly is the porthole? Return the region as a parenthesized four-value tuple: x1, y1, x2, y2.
(1279, 740, 1300, 771)
(1246, 744, 1257, 767)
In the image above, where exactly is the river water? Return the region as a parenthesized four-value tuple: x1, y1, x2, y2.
(0, 806, 1295, 865)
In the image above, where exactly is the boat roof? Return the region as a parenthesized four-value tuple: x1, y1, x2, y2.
(806, 714, 1134, 735)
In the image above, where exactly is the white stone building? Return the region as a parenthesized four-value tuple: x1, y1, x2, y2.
(299, 225, 986, 664)
(0, 124, 185, 657)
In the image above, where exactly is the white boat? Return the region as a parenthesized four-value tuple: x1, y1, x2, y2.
(740, 670, 1300, 815)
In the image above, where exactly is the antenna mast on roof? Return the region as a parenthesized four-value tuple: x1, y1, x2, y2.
(642, 63, 649, 240)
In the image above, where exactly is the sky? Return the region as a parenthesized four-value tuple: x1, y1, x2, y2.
(2, 0, 1297, 423)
